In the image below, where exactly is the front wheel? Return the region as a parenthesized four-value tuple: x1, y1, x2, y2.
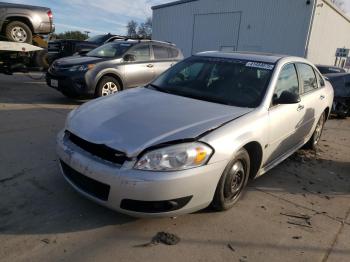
(212, 148, 250, 211)
(304, 112, 325, 150)
(96, 76, 121, 97)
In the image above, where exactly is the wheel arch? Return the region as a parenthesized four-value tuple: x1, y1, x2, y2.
(96, 72, 124, 90)
(3, 16, 34, 32)
(242, 141, 263, 179)
(324, 107, 330, 121)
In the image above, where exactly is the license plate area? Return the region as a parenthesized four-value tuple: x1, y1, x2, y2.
(51, 79, 58, 88)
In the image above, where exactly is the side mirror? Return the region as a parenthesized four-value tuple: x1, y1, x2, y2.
(273, 91, 301, 105)
(123, 54, 136, 62)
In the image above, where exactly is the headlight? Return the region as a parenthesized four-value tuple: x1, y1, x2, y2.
(69, 64, 95, 72)
(134, 142, 213, 171)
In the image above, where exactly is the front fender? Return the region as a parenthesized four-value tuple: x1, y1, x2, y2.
(96, 68, 125, 88)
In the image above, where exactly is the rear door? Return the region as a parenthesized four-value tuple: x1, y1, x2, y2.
(265, 63, 305, 164)
(123, 43, 154, 87)
(296, 63, 325, 140)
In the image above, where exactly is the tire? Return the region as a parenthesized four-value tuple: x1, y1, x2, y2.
(96, 76, 121, 97)
(212, 148, 250, 211)
(304, 112, 326, 150)
(5, 21, 33, 43)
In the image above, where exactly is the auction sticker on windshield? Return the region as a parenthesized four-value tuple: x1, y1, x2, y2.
(246, 62, 274, 70)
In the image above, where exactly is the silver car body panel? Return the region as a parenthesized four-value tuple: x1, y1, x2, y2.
(67, 87, 253, 157)
(58, 52, 334, 217)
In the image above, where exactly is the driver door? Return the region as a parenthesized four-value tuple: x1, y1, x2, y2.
(264, 63, 305, 164)
(122, 44, 155, 88)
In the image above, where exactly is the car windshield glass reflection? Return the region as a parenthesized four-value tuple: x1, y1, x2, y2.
(150, 56, 274, 108)
(87, 43, 134, 58)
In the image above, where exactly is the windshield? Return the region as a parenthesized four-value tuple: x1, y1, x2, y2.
(150, 56, 274, 107)
(86, 42, 134, 58)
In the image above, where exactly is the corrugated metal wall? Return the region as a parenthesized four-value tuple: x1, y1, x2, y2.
(152, 0, 315, 57)
(307, 0, 350, 65)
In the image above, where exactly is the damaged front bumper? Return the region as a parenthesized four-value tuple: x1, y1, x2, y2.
(56, 131, 227, 217)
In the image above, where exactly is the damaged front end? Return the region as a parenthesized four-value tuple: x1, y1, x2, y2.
(333, 97, 350, 118)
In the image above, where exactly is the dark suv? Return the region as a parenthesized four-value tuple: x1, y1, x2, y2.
(46, 40, 183, 98)
(47, 33, 124, 64)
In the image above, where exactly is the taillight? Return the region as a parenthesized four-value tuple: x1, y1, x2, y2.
(47, 10, 53, 20)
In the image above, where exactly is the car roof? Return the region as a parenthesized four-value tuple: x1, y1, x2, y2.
(112, 39, 176, 46)
(196, 51, 290, 63)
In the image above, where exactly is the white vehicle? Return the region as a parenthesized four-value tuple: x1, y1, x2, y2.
(57, 52, 334, 217)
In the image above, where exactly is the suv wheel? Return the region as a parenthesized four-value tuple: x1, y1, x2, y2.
(96, 76, 121, 97)
(212, 148, 250, 211)
(6, 21, 33, 43)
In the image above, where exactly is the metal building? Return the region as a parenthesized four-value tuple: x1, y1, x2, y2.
(152, 0, 350, 66)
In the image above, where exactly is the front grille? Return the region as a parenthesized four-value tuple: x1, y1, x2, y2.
(60, 160, 110, 201)
(66, 131, 128, 165)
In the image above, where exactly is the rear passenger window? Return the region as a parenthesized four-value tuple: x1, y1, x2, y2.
(153, 45, 169, 59)
(274, 63, 299, 100)
(316, 71, 325, 87)
(153, 45, 179, 60)
(297, 63, 318, 93)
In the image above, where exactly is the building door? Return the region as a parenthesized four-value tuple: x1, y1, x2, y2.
(192, 12, 241, 54)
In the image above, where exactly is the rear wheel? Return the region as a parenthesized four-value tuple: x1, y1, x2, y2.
(304, 112, 325, 150)
(212, 148, 250, 211)
(5, 21, 33, 43)
(96, 76, 121, 97)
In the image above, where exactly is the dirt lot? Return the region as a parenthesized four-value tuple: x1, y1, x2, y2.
(0, 73, 349, 262)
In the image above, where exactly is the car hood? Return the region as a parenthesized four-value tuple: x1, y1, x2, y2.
(67, 88, 253, 157)
(54, 56, 106, 66)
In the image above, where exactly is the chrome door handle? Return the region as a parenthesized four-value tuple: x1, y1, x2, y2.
(147, 64, 154, 68)
(320, 95, 325, 100)
(297, 105, 305, 111)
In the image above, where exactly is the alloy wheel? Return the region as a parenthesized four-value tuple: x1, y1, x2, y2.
(101, 82, 119, 96)
(314, 114, 325, 146)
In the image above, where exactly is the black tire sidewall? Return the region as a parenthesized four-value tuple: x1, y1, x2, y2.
(6, 21, 33, 44)
(96, 76, 120, 97)
(212, 148, 250, 211)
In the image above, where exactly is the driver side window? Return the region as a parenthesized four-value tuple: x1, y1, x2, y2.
(273, 64, 299, 101)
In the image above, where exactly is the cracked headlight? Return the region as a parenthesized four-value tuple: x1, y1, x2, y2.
(134, 142, 213, 171)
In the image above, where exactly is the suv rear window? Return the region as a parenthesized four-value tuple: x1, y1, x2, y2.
(153, 45, 179, 59)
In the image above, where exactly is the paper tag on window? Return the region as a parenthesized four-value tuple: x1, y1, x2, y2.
(246, 62, 274, 70)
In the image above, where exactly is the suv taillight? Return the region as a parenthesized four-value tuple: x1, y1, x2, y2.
(47, 10, 53, 20)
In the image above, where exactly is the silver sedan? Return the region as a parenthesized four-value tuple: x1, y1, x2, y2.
(57, 52, 334, 217)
